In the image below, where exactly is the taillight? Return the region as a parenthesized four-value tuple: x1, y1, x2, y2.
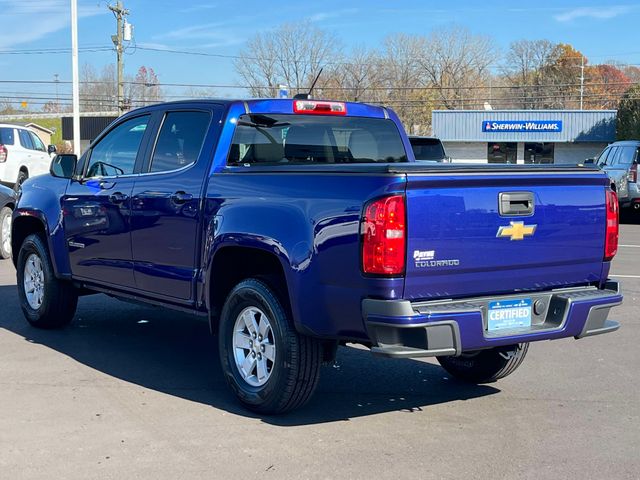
(293, 100, 346, 115)
(0, 145, 7, 163)
(628, 163, 638, 183)
(604, 189, 619, 261)
(362, 195, 406, 275)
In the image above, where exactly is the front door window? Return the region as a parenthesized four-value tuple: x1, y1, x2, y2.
(85, 115, 149, 178)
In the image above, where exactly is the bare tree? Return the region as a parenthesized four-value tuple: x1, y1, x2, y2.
(234, 21, 342, 98)
(181, 86, 219, 99)
(419, 26, 495, 110)
(377, 33, 432, 132)
(80, 63, 118, 112)
(503, 39, 559, 108)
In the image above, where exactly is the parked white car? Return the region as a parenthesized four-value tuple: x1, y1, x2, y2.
(0, 123, 53, 190)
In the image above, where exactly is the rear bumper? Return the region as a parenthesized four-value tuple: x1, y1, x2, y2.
(363, 281, 622, 358)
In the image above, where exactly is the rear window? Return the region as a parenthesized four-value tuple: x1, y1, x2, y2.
(410, 138, 445, 161)
(228, 114, 407, 165)
(0, 127, 15, 145)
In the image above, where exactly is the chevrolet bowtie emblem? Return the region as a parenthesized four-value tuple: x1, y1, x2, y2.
(497, 221, 537, 241)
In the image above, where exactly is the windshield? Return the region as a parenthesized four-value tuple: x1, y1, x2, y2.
(228, 114, 408, 165)
(410, 138, 446, 161)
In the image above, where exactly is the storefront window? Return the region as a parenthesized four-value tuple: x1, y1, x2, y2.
(524, 142, 554, 164)
(487, 142, 517, 163)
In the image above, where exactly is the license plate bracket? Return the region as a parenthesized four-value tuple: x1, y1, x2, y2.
(487, 298, 532, 332)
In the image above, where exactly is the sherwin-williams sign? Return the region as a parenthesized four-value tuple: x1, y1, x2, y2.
(482, 120, 563, 132)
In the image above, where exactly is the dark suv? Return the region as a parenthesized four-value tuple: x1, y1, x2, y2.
(408, 136, 449, 162)
(593, 141, 640, 211)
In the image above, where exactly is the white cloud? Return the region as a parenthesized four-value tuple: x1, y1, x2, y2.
(308, 8, 359, 22)
(554, 5, 634, 22)
(0, 0, 104, 49)
(179, 4, 218, 14)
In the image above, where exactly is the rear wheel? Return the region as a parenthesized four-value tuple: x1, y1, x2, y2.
(437, 343, 529, 383)
(14, 170, 28, 192)
(0, 206, 11, 259)
(219, 278, 322, 414)
(16, 234, 78, 329)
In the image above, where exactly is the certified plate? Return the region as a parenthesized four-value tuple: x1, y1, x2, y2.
(487, 298, 532, 332)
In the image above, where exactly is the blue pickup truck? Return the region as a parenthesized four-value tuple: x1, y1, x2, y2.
(12, 99, 622, 413)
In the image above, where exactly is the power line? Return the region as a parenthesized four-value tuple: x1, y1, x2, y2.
(0, 78, 637, 91)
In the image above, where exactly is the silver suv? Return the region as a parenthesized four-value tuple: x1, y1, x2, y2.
(594, 141, 640, 211)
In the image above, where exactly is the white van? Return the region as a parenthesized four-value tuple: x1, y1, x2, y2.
(0, 124, 52, 190)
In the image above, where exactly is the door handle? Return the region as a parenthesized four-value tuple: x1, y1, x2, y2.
(499, 192, 534, 216)
(109, 192, 129, 204)
(170, 191, 193, 204)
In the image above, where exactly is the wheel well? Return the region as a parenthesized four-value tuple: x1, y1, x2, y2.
(209, 246, 290, 330)
(11, 216, 45, 265)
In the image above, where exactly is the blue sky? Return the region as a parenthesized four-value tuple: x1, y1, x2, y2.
(2, 0, 640, 105)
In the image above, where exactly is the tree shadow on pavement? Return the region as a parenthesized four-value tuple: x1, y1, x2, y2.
(0, 284, 498, 426)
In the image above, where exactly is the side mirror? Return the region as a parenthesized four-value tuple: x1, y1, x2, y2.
(50, 154, 78, 179)
(584, 158, 595, 165)
(47, 144, 57, 155)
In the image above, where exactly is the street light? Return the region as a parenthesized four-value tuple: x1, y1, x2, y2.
(71, 0, 80, 156)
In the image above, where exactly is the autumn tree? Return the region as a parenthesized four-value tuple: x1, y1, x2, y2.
(79, 63, 163, 112)
(129, 66, 164, 108)
(585, 64, 631, 109)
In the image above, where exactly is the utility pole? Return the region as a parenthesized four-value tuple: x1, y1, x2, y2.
(579, 56, 585, 110)
(53, 73, 59, 113)
(109, 1, 129, 115)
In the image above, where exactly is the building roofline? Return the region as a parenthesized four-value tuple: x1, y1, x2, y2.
(433, 109, 618, 114)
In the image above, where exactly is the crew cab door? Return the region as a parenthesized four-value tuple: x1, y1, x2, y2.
(62, 114, 152, 288)
(130, 108, 220, 300)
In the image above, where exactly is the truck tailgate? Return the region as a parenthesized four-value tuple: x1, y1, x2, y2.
(404, 171, 609, 301)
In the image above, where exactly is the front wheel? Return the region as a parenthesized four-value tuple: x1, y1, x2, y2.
(218, 278, 322, 414)
(437, 343, 529, 383)
(0, 206, 11, 259)
(16, 234, 78, 329)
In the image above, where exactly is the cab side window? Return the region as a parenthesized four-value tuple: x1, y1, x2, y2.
(18, 129, 34, 150)
(149, 111, 210, 173)
(85, 115, 149, 178)
(29, 132, 46, 152)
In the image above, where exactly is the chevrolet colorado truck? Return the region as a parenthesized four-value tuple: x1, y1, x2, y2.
(12, 99, 622, 414)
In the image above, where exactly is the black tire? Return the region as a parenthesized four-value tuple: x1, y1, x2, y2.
(16, 233, 78, 329)
(0, 206, 11, 259)
(219, 278, 322, 414)
(437, 343, 529, 383)
(14, 170, 28, 192)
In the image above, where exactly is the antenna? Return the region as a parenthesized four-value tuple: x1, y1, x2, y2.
(293, 68, 324, 100)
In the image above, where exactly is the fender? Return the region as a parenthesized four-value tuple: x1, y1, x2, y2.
(199, 197, 313, 331)
(12, 175, 72, 278)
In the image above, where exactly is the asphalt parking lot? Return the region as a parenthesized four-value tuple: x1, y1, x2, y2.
(0, 219, 638, 480)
